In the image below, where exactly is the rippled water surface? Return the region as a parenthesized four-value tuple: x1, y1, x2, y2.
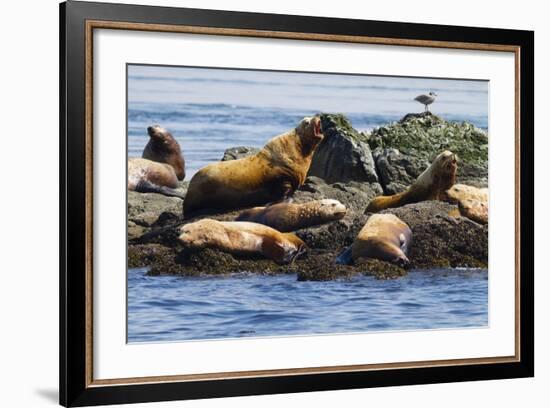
(128, 268, 488, 343)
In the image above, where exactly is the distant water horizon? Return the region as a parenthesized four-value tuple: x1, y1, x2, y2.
(127, 64, 489, 178)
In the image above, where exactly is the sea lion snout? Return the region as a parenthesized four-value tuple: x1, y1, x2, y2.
(318, 199, 347, 219)
(392, 254, 410, 267)
(147, 124, 167, 138)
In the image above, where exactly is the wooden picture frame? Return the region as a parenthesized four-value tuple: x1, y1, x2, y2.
(60, 1, 534, 406)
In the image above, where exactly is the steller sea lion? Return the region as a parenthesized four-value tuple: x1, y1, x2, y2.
(365, 150, 457, 213)
(128, 158, 184, 198)
(178, 219, 306, 265)
(183, 116, 324, 218)
(235, 199, 347, 232)
(443, 183, 488, 204)
(443, 184, 488, 224)
(143, 125, 186, 180)
(336, 214, 412, 266)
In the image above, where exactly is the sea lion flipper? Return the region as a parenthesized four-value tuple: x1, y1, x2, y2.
(135, 180, 185, 199)
(335, 246, 353, 265)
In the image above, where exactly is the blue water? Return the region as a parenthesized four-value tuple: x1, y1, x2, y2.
(127, 268, 488, 343)
(128, 65, 488, 178)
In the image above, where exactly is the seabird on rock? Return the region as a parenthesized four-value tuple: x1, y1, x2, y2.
(414, 92, 437, 112)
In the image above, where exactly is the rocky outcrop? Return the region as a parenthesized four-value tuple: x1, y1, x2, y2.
(367, 112, 488, 193)
(127, 112, 489, 281)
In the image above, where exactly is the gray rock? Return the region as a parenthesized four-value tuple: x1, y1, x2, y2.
(294, 176, 381, 213)
(373, 148, 429, 194)
(221, 146, 260, 161)
(308, 114, 382, 192)
(127, 181, 188, 238)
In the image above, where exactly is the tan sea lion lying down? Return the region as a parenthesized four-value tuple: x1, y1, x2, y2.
(178, 219, 307, 265)
(336, 214, 412, 266)
(366, 150, 457, 213)
(444, 184, 488, 224)
(183, 116, 324, 218)
(236, 199, 347, 232)
(127, 158, 184, 198)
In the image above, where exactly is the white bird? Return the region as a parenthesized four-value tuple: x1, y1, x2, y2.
(414, 92, 437, 112)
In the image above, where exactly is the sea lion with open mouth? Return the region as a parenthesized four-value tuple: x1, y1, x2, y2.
(366, 150, 457, 213)
(183, 116, 324, 218)
(178, 219, 307, 265)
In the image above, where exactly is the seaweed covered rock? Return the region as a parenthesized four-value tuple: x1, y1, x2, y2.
(308, 114, 383, 192)
(367, 112, 488, 192)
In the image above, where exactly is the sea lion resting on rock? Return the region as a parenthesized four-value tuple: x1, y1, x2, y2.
(443, 184, 488, 224)
(178, 219, 306, 265)
(143, 125, 186, 180)
(183, 116, 324, 218)
(235, 199, 347, 232)
(128, 158, 184, 198)
(366, 150, 457, 213)
(336, 214, 412, 266)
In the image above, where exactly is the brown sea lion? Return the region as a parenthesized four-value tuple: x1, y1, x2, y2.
(143, 125, 186, 180)
(183, 116, 324, 218)
(336, 214, 412, 266)
(235, 199, 347, 232)
(178, 219, 306, 265)
(443, 184, 488, 224)
(366, 150, 457, 213)
(128, 158, 184, 198)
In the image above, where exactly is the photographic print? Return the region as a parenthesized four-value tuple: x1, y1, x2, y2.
(126, 64, 489, 343)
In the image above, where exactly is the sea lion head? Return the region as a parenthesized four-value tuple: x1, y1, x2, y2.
(178, 219, 220, 249)
(145, 125, 186, 181)
(295, 116, 324, 154)
(311, 199, 347, 221)
(432, 150, 458, 192)
(434, 150, 458, 176)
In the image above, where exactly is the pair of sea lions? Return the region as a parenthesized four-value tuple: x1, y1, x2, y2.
(128, 125, 186, 198)
(183, 116, 324, 218)
(367, 150, 488, 224)
(178, 200, 347, 264)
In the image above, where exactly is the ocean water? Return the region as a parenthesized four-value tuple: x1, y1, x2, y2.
(128, 64, 488, 178)
(128, 268, 488, 343)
